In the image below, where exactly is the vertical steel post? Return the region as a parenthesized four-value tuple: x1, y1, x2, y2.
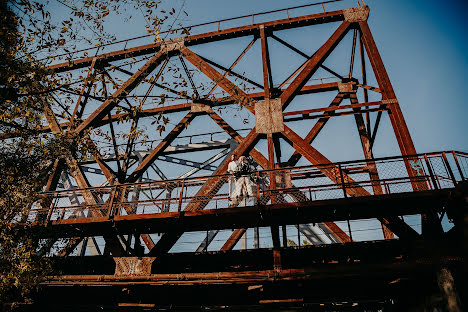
(347, 218, 353, 242)
(256, 171, 260, 204)
(442, 152, 457, 186)
(46, 195, 57, 224)
(270, 225, 282, 271)
(451, 151, 465, 181)
(282, 225, 288, 247)
(338, 164, 347, 198)
(297, 225, 301, 247)
(267, 134, 276, 203)
(359, 21, 426, 192)
(107, 186, 118, 217)
(423, 154, 438, 190)
(178, 179, 185, 214)
(254, 227, 260, 249)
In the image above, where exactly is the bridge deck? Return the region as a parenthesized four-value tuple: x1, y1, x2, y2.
(29, 151, 466, 238)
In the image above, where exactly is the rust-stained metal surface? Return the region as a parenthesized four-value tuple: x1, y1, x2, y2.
(7, 1, 468, 309)
(114, 257, 156, 277)
(255, 99, 284, 134)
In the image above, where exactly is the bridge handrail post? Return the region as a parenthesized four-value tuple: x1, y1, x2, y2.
(383, 180, 390, 194)
(451, 151, 465, 181)
(338, 164, 347, 198)
(107, 185, 118, 218)
(178, 179, 185, 214)
(256, 171, 260, 204)
(45, 194, 57, 224)
(423, 154, 438, 190)
(441, 152, 457, 186)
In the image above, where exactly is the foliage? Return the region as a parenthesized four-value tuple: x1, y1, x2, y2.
(0, 148, 53, 305)
(0, 0, 187, 305)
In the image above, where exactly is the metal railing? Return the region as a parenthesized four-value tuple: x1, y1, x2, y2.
(43, 0, 348, 64)
(30, 151, 467, 225)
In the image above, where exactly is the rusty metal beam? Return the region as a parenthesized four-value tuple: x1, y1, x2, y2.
(0, 82, 340, 141)
(35, 189, 446, 240)
(287, 93, 346, 166)
(48, 9, 346, 73)
(75, 51, 166, 134)
(281, 125, 418, 239)
(270, 34, 343, 81)
(221, 229, 246, 251)
(43, 103, 126, 256)
(279, 21, 351, 109)
(112, 64, 191, 100)
(22, 4, 439, 273)
(349, 93, 392, 239)
(180, 46, 255, 112)
(358, 21, 417, 159)
(349, 29, 357, 78)
(69, 57, 98, 127)
(358, 21, 437, 236)
(282, 99, 385, 118)
(147, 129, 260, 256)
(260, 26, 273, 99)
(207, 36, 257, 97)
(126, 111, 197, 183)
(178, 55, 200, 99)
(206, 109, 267, 168)
(85, 136, 117, 184)
(207, 110, 349, 245)
(358, 29, 371, 137)
(197, 55, 264, 90)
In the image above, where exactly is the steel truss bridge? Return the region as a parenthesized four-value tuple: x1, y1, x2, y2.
(8, 1, 468, 311)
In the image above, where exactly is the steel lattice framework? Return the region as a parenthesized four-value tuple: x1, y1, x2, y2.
(10, 2, 468, 311)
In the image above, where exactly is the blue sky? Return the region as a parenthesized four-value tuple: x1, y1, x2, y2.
(365, 0, 468, 153)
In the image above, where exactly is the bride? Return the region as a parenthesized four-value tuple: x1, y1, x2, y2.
(229, 156, 254, 206)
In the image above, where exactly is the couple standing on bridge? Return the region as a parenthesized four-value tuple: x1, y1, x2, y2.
(228, 154, 256, 207)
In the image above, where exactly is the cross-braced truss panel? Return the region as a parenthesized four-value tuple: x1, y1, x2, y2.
(29, 3, 447, 258)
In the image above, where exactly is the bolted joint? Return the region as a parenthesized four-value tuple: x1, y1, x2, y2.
(337, 81, 357, 93)
(255, 98, 284, 134)
(161, 37, 185, 52)
(381, 99, 398, 105)
(343, 6, 369, 22)
(191, 103, 211, 113)
(114, 257, 156, 276)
